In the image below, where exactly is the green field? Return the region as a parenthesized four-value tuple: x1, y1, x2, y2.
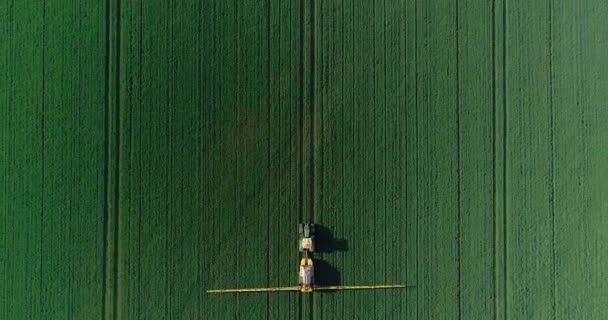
(2, 0, 608, 319)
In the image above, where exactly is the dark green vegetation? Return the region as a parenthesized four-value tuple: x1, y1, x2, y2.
(2, 0, 608, 319)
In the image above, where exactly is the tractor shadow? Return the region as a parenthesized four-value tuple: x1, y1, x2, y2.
(314, 259, 341, 288)
(314, 225, 348, 253)
(312, 225, 415, 293)
(313, 225, 348, 292)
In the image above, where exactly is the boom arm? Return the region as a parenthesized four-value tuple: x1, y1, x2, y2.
(207, 286, 300, 293)
(313, 284, 405, 291)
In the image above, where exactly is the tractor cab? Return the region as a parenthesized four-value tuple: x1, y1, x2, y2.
(298, 223, 315, 253)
